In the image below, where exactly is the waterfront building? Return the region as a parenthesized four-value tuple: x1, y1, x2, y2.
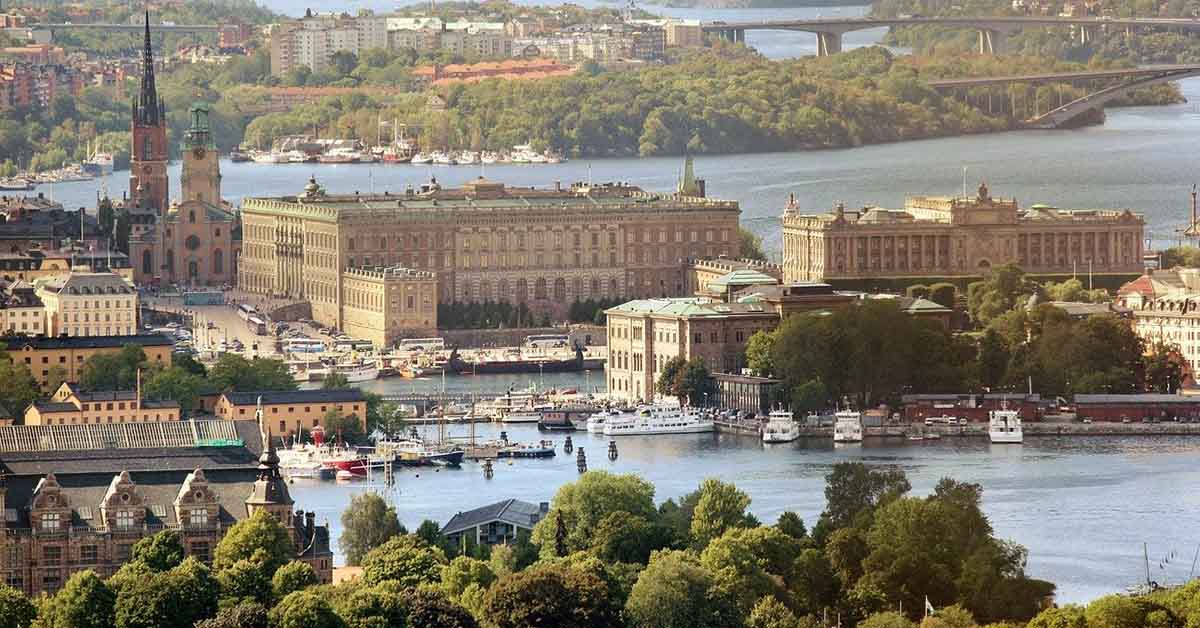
(33, 271, 137, 337)
(1073, 393, 1200, 422)
(24, 382, 180, 426)
(901, 393, 1042, 423)
(238, 172, 739, 321)
(129, 101, 237, 287)
(781, 183, 1145, 284)
(441, 499, 548, 549)
(1, 335, 173, 391)
(0, 420, 333, 595)
(214, 390, 367, 437)
(605, 297, 779, 402)
(340, 265, 437, 347)
(687, 256, 782, 300)
(1118, 268, 1200, 372)
(713, 372, 781, 416)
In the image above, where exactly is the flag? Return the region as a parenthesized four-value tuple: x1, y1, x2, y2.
(925, 596, 936, 618)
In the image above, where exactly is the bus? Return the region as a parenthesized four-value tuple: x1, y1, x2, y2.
(247, 316, 268, 336)
(283, 338, 326, 354)
(237, 304, 256, 321)
(524, 334, 570, 350)
(396, 337, 445, 353)
(333, 338, 375, 353)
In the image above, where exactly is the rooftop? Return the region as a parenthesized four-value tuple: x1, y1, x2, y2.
(3, 334, 172, 351)
(221, 389, 367, 406)
(606, 296, 774, 318)
(34, 271, 134, 295)
(441, 498, 548, 535)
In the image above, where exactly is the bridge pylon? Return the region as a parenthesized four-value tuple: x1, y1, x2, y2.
(977, 28, 1008, 55)
(816, 31, 843, 56)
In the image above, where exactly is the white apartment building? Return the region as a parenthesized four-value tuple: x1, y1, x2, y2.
(1119, 268, 1200, 372)
(271, 12, 390, 75)
(33, 272, 138, 337)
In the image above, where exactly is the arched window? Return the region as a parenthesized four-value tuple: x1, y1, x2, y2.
(141, 250, 152, 275)
(479, 280, 491, 302)
(188, 261, 198, 279)
(572, 278, 582, 300)
(188, 210, 196, 224)
(591, 278, 600, 297)
(213, 249, 223, 275)
(142, 136, 152, 160)
(553, 278, 566, 302)
(534, 278, 547, 300)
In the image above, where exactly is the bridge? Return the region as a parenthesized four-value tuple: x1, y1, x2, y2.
(703, 16, 1200, 56)
(925, 64, 1200, 128)
(32, 23, 221, 34)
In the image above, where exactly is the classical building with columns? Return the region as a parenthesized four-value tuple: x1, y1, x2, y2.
(238, 167, 740, 327)
(781, 184, 1144, 284)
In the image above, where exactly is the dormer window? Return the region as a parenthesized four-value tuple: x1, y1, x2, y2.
(115, 509, 136, 529)
(41, 512, 60, 531)
(189, 509, 208, 527)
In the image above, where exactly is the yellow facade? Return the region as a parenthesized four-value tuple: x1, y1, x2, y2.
(781, 184, 1145, 283)
(2, 336, 173, 390)
(214, 390, 367, 438)
(34, 272, 139, 337)
(340, 266, 437, 347)
(238, 176, 741, 321)
(24, 382, 181, 425)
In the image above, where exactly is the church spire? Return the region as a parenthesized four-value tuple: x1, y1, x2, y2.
(137, 10, 160, 126)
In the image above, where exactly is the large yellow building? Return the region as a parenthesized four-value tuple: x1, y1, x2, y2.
(24, 382, 180, 425)
(781, 184, 1145, 283)
(33, 271, 139, 337)
(237, 165, 740, 325)
(340, 265, 437, 347)
(2, 335, 173, 390)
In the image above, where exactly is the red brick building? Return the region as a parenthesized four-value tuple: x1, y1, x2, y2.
(901, 393, 1043, 423)
(1073, 394, 1200, 422)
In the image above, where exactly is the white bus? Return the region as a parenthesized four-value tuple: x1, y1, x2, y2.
(333, 338, 375, 353)
(524, 334, 570, 350)
(283, 338, 326, 354)
(237, 304, 256, 321)
(396, 337, 445, 353)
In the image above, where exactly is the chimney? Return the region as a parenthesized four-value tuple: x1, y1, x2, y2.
(539, 501, 549, 513)
(135, 367, 142, 411)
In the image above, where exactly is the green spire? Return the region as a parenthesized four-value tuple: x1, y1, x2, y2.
(184, 102, 215, 150)
(677, 155, 700, 196)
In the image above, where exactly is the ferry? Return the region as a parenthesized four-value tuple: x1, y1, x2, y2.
(603, 405, 713, 436)
(586, 409, 618, 433)
(82, 150, 114, 176)
(762, 409, 800, 443)
(833, 410, 864, 443)
(331, 360, 379, 383)
(500, 403, 552, 424)
(989, 408, 1023, 444)
(538, 407, 595, 431)
(318, 147, 360, 163)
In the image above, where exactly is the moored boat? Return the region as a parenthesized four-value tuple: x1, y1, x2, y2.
(762, 408, 800, 443)
(989, 408, 1023, 444)
(603, 404, 713, 436)
(833, 410, 863, 443)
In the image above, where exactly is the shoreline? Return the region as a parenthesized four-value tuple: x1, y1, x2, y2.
(718, 421, 1200, 437)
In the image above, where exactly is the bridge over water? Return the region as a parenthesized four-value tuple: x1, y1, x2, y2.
(703, 16, 1200, 56)
(925, 64, 1200, 128)
(31, 23, 220, 34)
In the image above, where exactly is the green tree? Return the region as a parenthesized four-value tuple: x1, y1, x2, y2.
(1084, 595, 1153, 628)
(331, 51, 359, 76)
(482, 562, 621, 628)
(0, 583, 34, 628)
(269, 591, 342, 628)
(208, 354, 297, 392)
(323, 407, 366, 444)
(360, 534, 448, 587)
(906, 284, 931, 300)
(401, 588, 478, 628)
(745, 330, 776, 377)
(747, 597, 803, 628)
(530, 471, 656, 557)
(194, 602, 268, 628)
(922, 604, 977, 628)
(657, 357, 716, 406)
(340, 492, 406, 566)
(44, 365, 69, 394)
(588, 511, 674, 564)
(625, 550, 741, 628)
(791, 548, 840, 615)
(213, 509, 295, 576)
(818, 462, 911, 532)
(34, 570, 112, 628)
(977, 329, 1009, 390)
(860, 612, 918, 628)
(440, 556, 497, 601)
(271, 561, 318, 601)
(700, 526, 800, 614)
(0, 352, 38, 419)
(131, 529, 184, 571)
(115, 559, 217, 628)
(967, 264, 1036, 326)
(143, 367, 206, 416)
(322, 372, 351, 389)
(331, 584, 408, 628)
(80, 345, 148, 391)
(775, 511, 807, 540)
(739, 227, 767, 260)
(216, 557, 270, 605)
(929, 283, 957, 310)
(690, 478, 753, 548)
(1027, 605, 1087, 628)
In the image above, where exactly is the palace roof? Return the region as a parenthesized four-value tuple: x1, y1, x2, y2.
(607, 297, 775, 319)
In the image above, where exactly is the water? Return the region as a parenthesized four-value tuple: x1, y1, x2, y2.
(294, 425, 1200, 603)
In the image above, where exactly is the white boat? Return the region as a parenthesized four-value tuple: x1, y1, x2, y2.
(481, 151, 500, 164)
(252, 151, 287, 164)
(989, 408, 1023, 444)
(431, 151, 457, 165)
(762, 409, 800, 443)
(83, 150, 114, 176)
(318, 147, 360, 163)
(833, 410, 863, 443)
(603, 405, 713, 436)
(586, 409, 617, 433)
(332, 360, 379, 383)
(501, 403, 550, 424)
(457, 150, 479, 165)
(284, 149, 312, 163)
(510, 144, 536, 163)
(410, 152, 433, 165)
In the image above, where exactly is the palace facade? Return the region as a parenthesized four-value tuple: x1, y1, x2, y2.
(781, 184, 1145, 283)
(237, 164, 740, 327)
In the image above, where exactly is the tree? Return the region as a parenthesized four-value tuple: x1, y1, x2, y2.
(323, 407, 366, 445)
(657, 357, 716, 406)
(331, 51, 359, 76)
(143, 367, 206, 416)
(213, 509, 295, 576)
(929, 283, 957, 310)
(747, 597, 803, 628)
(921, 604, 977, 628)
(745, 330, 776, 377)
(775, 511, 807, 540)
(690, 478, 753, 548)
(115, 559, 217, 628)
(739, 227, 767, 260)
(361, 534, 448, 587)
(34, 570, 112, 628)
(588, 511, 674, 564)
(208, 354, 297, 392)
(1144, 342, 1185, 393)
(0, 352, 38, 419)
(269, 591, 342, 628)
(967, 264, 1036, 326)
(401, 588, 478, 628)
(860, 612, 918, 628)
(194, 602, 268, 628)
(44, 365, 69, 393)
(331, 584, 409, 628)
(1027, 605, 1087, 628)
(440, 556, 496, 601)
(906, 284, 930, 300)
(416, 519, 449, 552)
(216, 557, 270, 604)
(818, 462, 911, 532)
(625, 550, 741, 628)
(977, 329, 1009, 390)
(322, 372, 351, 389)
(791, 548, 840, 615)
(700, 526, 800, 614)
(482, 563, 621, 628)
(340, 492, 406, 566)
(131, 529, 184, 571)
(530, 471, 657, 557)
(0, 583, 34, 628)
(80, 345, 147, 391)
(271, 561, 318, 601)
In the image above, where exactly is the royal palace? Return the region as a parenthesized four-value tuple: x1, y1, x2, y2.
(781, 183, 1145, 283)
(237, 164, 741, 336)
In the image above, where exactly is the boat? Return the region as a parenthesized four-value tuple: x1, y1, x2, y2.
(0, 178, 34, 191)
(448, 347, 585, 375)
(833, 410, 863, 443)
(457, 150, 479, 165)
(500, 404, 549, 424)
(376, 439, 465, 467)
(229, 146, 251, 162)
(410, 152, 433, 165)
(989, 408, 1023, 444)
(538, 407, 595, 431)
(497, 440, 556, 458)
(603, 404, 713, 436)
(331, 360, 379, 383)
(762, 409, 800, 443)
(318, 147, 360, 163)
(252, 150, 287, 164)
(284, 149, 314, 163)
(431, 151, 457, 165)
(586, 409, 619, 434)
(481, 151, 500, 164)
(82, 149, 114, 176)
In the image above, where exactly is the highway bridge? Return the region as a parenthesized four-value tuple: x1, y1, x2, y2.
(31, 23, 220, 34)
(924, 64, 1200, 128)
(703, 15, 1200, 56)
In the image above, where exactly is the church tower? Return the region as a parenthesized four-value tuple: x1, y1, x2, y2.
(180, 103, 221, 206)
(130, 11, 168, 213)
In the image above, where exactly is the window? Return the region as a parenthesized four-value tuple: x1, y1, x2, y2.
(80, 544, 98, 564)
(43, 546, 61, 566)
(189, 509, 209, 528)
(41, 512, 60, 531)
(191, 541, 210, 563)
(115, 544, 132, 561)
(694, 333, 703, 344)
(115, 509, 136, 529)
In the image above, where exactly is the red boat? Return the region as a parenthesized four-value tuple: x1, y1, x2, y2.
(321, 457, 368, 477)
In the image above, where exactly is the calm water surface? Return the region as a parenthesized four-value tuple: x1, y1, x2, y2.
(291, 425, 1200, 603)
